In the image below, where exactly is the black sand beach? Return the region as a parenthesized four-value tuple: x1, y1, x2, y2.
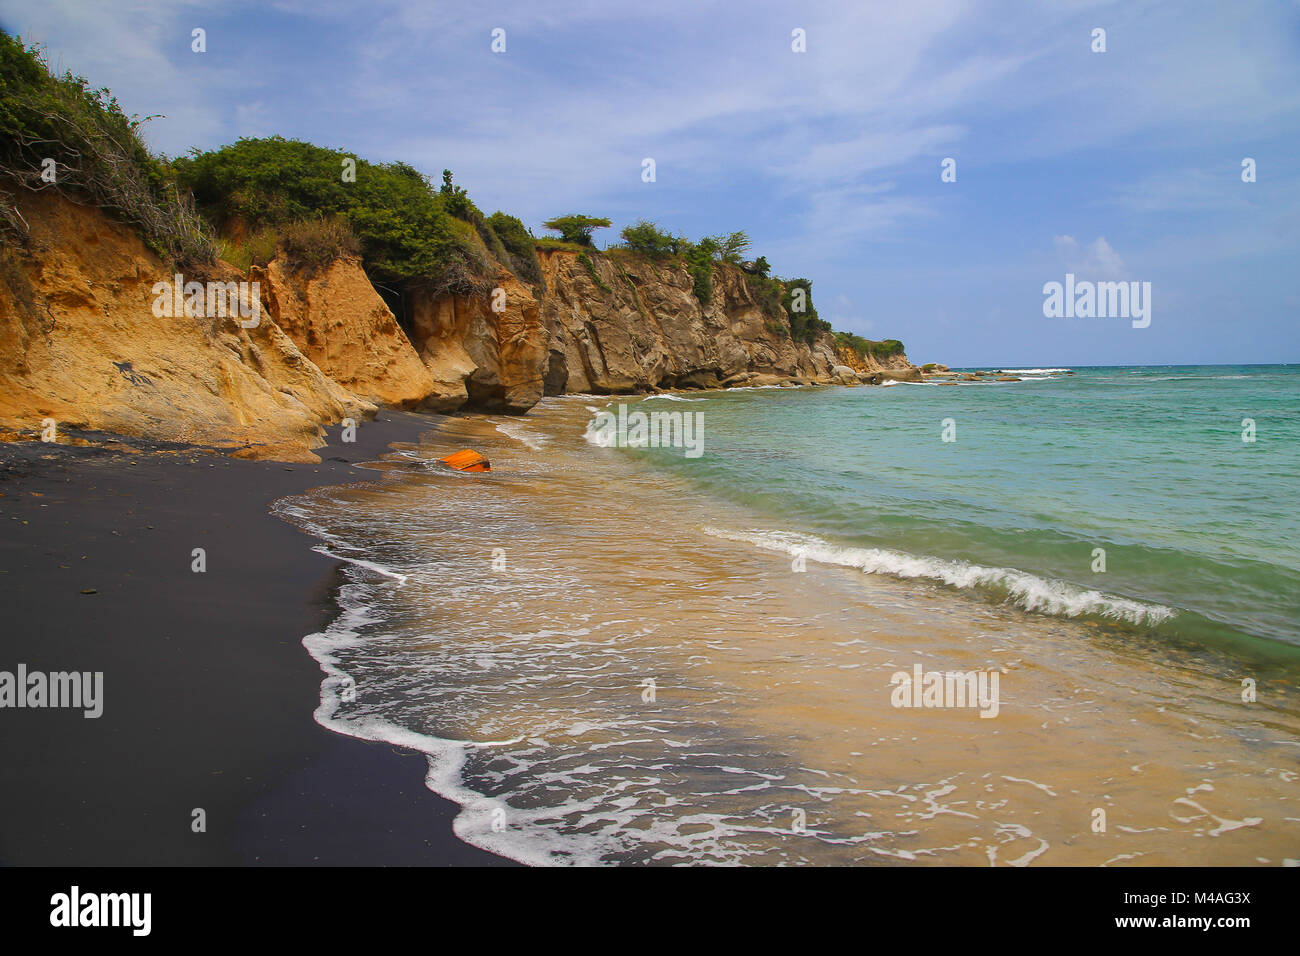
(0, 412, 512, 866)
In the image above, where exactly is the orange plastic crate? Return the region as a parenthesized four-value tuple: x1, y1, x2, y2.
(437, 449, 491, 472)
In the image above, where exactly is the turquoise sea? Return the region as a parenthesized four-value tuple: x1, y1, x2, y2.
(623, 365, 1300, 657)
(277, 364, 1300, 865)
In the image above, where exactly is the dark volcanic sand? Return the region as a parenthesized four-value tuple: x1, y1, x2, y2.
(0, 412, 513, 866)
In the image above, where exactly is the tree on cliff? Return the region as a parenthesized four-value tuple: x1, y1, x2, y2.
(709, 230, 750, 264)
(542, 214, 611, 247)
(439, 169, 471, 219)
(619, 220, 676, 258)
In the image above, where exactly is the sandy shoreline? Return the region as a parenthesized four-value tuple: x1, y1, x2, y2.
(0, 413, 513, 866)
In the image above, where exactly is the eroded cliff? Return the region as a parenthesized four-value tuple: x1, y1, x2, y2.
(0, 195, 920, 459)
(0, 192, 373, 461)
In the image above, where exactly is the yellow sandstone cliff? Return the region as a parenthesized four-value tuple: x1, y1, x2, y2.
(0, 192, 374, 461)
(0, 193, 919, 459)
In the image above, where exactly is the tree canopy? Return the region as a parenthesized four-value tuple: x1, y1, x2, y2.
(542, 214, 612, 246)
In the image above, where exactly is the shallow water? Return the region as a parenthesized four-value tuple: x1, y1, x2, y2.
(275, 367, 1300, 865)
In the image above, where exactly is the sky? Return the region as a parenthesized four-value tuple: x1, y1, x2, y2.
(2, 0, 1297, 367)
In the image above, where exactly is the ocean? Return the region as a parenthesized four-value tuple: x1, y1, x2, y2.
(274, 365, 1300, 866)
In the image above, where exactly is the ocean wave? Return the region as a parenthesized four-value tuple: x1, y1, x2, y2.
(704, 527, 1178, 627)
(641, 393, 704, 402)
(996, 368, 1070, 375)
(494, 419, 549, 450)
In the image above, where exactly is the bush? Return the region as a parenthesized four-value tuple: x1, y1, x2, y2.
(173, 137, 467, 286)
(683, 238, 716, 306)
(836, 331, 905, 361)
(619, 220, 676, 258)
(217, 227, 278, 272)
(486, 210, 543, 288)
(783, 277, 828, 342)
(0, 30, 215, 265)
(278, 215, 360, 273)
(746, 272, 785, 320)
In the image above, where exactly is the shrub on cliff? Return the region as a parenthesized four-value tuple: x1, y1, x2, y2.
(783, 277, 832, 343)
(684, 238, 716, 305)
(0, 30, 215, 265)
(486, 210, 544, 288)
(278, 215, 360, 273)
(745, 272, 785, 321)
(836, 331, 905, 361)
(173, 137, 467, 287)
(619, 220, 676, 259)
(542, 214, 611, 247)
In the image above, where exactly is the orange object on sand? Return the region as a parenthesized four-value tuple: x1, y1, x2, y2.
(437, 449, 491, 472)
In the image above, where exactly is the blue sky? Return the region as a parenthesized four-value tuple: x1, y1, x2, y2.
(3, 0, 1297, 366)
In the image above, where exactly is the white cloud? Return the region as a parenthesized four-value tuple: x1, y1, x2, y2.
(1053, 235, 1125, 278)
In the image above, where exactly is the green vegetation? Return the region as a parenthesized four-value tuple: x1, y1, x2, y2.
(683, 237, 716, 305)
(216, 228, 277, 273)
(619, 220, 676, 259)
(0, 28, 869, 351)
(278, 214, 360, 273)
(439, 168, 513, 273)
(783, 277, 832, 343)
(747, 271, 785, 320)
(613, 221, 826, 331)
(173, 137, 470, 287)
(0, 30, 215, 265)
(836, 331, 905, 361)
(486, 210, 544, 287)
(542, 214, 611, 247)
(534, 237, 591, 253)
(577, 252, 612, 293)
(710, 230, 750, 264)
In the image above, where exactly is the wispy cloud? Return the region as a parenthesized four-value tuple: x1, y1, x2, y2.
(1, 0, 1296, 363)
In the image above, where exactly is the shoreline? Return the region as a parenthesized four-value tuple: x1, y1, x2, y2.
(0, 413, 513, 866)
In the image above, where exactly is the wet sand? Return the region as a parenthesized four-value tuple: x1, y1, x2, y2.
(0, 413, 512, 865)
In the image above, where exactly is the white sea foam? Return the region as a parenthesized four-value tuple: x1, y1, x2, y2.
(704, 527, 1177, 627)
(582, 416, 616, 447)
(494, 419, 549, 450)
(996, 368, 1070, 375)
(641, 393, 703, 402)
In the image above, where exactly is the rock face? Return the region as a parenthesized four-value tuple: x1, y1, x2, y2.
(1, 194, 921, 459)
(0, 192, 372, 461)
(835, 343, 919, 378)
(534, 250, 841, 395)
(256, 257, 433, 408)
(405, 270, 546, 414)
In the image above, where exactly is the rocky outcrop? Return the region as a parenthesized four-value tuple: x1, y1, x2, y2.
(1, 193, 921, 460)
(534, 250, 841, 395)
(0, 192, 372, 461)
(256, 256, 433, 408)
(405, 270, 546, 414)
(835, 343, 919, 378)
